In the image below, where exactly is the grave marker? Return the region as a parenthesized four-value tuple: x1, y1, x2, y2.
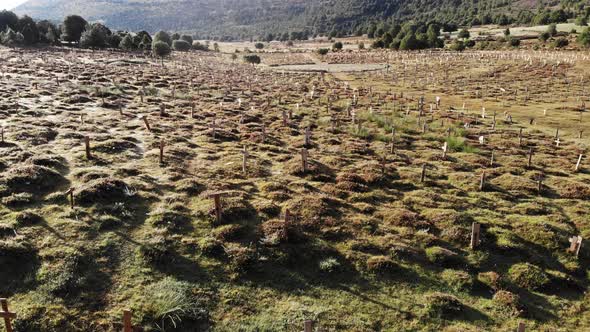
(0, 298, 15, 332)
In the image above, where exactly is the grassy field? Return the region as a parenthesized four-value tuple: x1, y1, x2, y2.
(0, 45, 588, 332)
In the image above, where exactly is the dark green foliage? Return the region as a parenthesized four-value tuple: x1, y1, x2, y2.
(458, 28, 470, 39)
(553, 37, 569, 48)
(119, 34, 135, 50)
(172, 39, 191, 51)
(254, 42, 264, 49)
(171, 32, 180, 40)
(509, 37, 521, 47)
(61, 15, 87, 43)
(539, 32, 551, 42)
(317, 48, 329, 55)
(579, 28, 590, 47)
(180, 34, 193, 45)
(0, 10, 18, 33)
(17, 15, 39, 45)
(153, 41, 172, 61)
(243, 54, 261, 64)
(80, 23, 108, 48)
(332, 41, 343, 50)
(153, 30, 172, 46)
(547, 23, 558, 36)
(450, 39, 466, 51)
(192, 41, 209, 51)
(36, 20, 60, 44)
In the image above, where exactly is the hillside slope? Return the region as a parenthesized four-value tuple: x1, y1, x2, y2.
(13, 0, 546, 38)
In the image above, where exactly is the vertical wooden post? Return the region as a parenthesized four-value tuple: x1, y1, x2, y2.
(518, 128, 523, 146)
(305, 127, 311, 147)
(420, 163, 427, 183)
(517, 322, 526, 332)
(568, 236, 583, 257)
(1, 127, 4, 143)
(442, 142, 448, 159)
(159, 140, 164, 164)
(0, 298, 16, 332)
(304, 320, 314, 332)
(140, 115, 151, 132)
(527, 148, 533, 168)
(470, 222, 481, 249)
(123, 309, 133, 332)
(84, 136, 91, 159)
(301, 148, 309, 173)
(490, 150, 495, 167)
(479, 171, 486, 191)
(213, 194, 222, 223)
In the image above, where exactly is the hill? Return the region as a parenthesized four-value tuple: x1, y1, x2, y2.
(13, 0, 574, 39)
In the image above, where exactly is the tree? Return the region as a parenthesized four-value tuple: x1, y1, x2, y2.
(152, 41, 171, 65)
(578, 28, 590, 47)
(243, 54, 261, 65)
(180, 34, 193, 45)
(0, 28, 23, 47)
(139, 34, 152, 50)
(399, 33, 419, 50)
(458, 29, 470, 40)
(172, 39, 191, 51)
(153, 31, 172, 46)
(332, 41, 343, 50)
(120, 34, 135, 50)
(61, 15, 87, 43)
(171, 32, 180, 40)
(17, 15, 39, 45)
(134, 30, 151, 47)
(0, 10, 18, 33)
(108, 34, 121, 48)
(37, 20, 59, 44)
(80, 24, 107, 48)
(450, 39, 465, 52)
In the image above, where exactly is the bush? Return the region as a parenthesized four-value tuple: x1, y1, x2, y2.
(553, 37, 569, 48)
(192, 41, 209, 51)
(547, 23, 557, 36)
(450, 40, 465, 51)
(153, 30, 172, 46)
(152, 41, 171, 63)
(172, 39, 191, 51)
(317, 48, 329, 55)
(358, 42, 365, 49)
(509, 37, 521, 47)
(458, 29, 470, 39)
(508, 263, 550, 291)
(539, 32, 550, 42)
(332, 41, 343, 50)
(441, 269, 474, 291)
(119, 34, 135, 50)
(243, 54, 261, 64)
(180, 34, 193, 45)
(254, 42, 264, 49)
(578, 28, 590, 47)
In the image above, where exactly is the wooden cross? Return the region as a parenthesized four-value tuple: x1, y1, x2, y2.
(420, 163, 427, 183)
(442, 142, 448, 159)
(304, 127, 311, 147)
(517, 322, 526, 332)
(0, 298, 16, 332)
(527, 148, 533, 168)
(209, 192, 228, 223)
(470, 222, 481, 249)
(304, 320, 314, 332)
(568, 236, 583, 257)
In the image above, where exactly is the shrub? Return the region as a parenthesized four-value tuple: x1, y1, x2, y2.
(180, 34, 193, 45)
(254, 42, 264, 49)
(332, 41, 343, 50)
(539, 32, 550, 42)
(192, 41, 209, 51)
(509, 37, 521, 47)
(119, 34, 135, 50)
(243, 54, 261, 64)
(153, 30, 172, 46)
(553, 37, 569, 48)
(578, 28, 590, 47)
(317, 48, 329, 55)
(547, 23, 558, 36)
(450, 40, 465, 52)
(441, 269, 474, 292)
(172, 39, 191, 51)
(358, 42, 365, 49)
(152, 41, 171, 64)
(508, 263, 550, 291)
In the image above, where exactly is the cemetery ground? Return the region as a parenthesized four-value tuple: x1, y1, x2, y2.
(0, 45, 589, 332)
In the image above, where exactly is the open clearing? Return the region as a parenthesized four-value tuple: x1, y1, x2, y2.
(0, 45, 589, 331)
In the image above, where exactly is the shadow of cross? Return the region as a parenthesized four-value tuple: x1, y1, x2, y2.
(0, 298, 16, 332)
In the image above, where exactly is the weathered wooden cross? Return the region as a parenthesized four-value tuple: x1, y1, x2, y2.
(0, 298, 16, 332)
